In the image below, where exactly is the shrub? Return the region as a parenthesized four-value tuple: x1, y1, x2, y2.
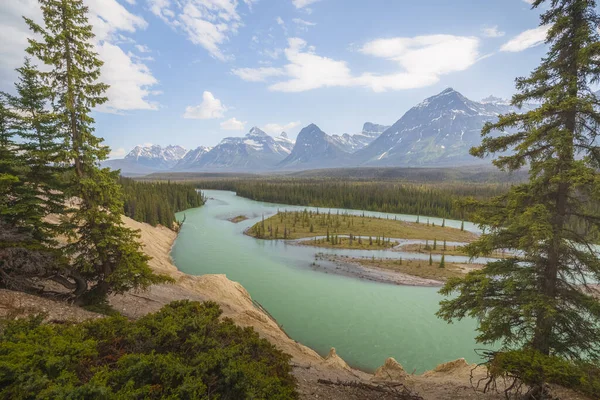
(0, 300, 298, 399)
(487, 350, 600, 399)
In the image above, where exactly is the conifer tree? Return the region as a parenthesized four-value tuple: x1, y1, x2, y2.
(438, 0, 600, 396)
(439, 255, 445, 269)
(428, 253, 433, 266)
(24, 0, 167, 304)
(6, 59, 66, 242)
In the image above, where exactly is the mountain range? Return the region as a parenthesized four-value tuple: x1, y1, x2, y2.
(104, 88, 530, 175)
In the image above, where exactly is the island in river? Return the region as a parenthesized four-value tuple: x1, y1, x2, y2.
(246, 210, 484, 286)
(247, 210, 476, 246)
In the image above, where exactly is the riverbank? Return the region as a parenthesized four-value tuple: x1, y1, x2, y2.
(111, 217, 595, 400)
(315, 254, 483, 286)
(1, 215, 589, 399)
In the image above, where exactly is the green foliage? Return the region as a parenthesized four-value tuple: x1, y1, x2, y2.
(196, 179, 506, 220)
(119, 177, 205, 228)
(14, 0, 170, 304)
(438, 0, 600, 396)
(0, 301, 298, 399)
(487, 350, 600, 399)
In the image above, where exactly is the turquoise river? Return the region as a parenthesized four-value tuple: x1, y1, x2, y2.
(172, 190, 487, 373)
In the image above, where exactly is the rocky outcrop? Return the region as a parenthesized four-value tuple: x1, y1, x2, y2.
(373, 357, 408, 382)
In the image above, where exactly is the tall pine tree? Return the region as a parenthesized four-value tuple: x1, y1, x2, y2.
(25, 0, 168, 304)
(438, 0, 600, 396)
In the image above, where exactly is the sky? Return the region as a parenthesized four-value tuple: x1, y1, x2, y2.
(0, 0, 553, 158)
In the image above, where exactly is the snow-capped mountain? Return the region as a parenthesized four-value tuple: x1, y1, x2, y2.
(356, 88, 527, 167)
(274, 131, 295, 154)
(124, 144, 188, 169)
(184, 127, 295, 171)
(330, 122, 390, 153)
(279, 123, 350, 169)
(173, 146, 212, 170)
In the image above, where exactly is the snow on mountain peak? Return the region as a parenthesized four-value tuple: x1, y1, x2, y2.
(480, 95, 511, 105)
(247, 126, 268, 137)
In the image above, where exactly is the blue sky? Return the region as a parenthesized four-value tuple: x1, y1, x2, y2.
(1, 0, 551, 157)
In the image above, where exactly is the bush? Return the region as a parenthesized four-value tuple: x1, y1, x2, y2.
(488, 350, 600, 399)
(0, 300, 298, 399)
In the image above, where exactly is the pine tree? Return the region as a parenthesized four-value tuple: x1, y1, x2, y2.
(439, 255, 445, 269)
(438, 0, 600, 396)
(428, 253, 433, 266)
(433, 238, 437, 250)
(460, 221, 464, 231)
(24, 0, 168, 304)
(7, 59, 66, 242)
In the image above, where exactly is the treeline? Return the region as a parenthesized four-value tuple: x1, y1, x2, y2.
(119, 177, 205, 228)
(196, 179, 509, 220)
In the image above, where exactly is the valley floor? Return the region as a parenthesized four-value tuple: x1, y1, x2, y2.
(0, 217, 591, 400)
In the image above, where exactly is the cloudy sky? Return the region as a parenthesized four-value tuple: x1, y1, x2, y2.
(1, 0, 551, 158)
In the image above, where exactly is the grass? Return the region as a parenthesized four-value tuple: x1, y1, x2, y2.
(298, 236, 395, 250)
(246, 210, 477, 243)
(397, 243, 511, 258)
(331, 255, 483, 282)
(228, 215, 249, 223)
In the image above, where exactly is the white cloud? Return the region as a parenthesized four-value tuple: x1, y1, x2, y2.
(97, 43, 158, 113)
(233, 35, 481, 93)
(184, 91, 228, 119)
(500, 25, 549, 52)
(147, 0, 242, 61)
(292, 0, 322, 9)
(0, 0, 159, 113)
(482, 26, 505, 38)
(135, 44, 151, 53)
(232, 67, 285, 82)
(220, 117, 246, 130)
(292, 18, 316, 26)
(108, 147, 127, 159)
(262, 121, 301, 134)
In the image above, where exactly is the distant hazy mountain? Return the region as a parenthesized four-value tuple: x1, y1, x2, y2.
(124, 144, 188, 169)
(355, 88, 527, 167)
(183, 127, 295, 171)
(279, 123, 350, 169)
(173, 146, 213, 170)
(331, 122, 390, 153)
(105, 88, 533, 175)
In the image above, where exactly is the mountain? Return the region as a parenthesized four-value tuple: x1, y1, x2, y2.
(274, 131, 295, 154)
(102, 144, 187, 176)
(355, 88, 526, 167)
(330, 122, 390, 153)
(173, 146, 213, 170)
(279, 124, 350, 169)
(124, 144, 188, 169)
(184, 127, 295, 171)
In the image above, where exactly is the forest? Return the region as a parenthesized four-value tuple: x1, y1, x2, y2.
(196, 178, 510, 220)
(119, 177, 204, 228)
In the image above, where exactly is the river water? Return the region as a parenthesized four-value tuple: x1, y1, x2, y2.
(172, 190, 488, 373)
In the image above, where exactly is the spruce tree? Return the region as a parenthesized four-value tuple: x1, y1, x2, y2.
(438, 0, 600, 396)
(24, 0, 168, 304)
(6, 59, 66, 243)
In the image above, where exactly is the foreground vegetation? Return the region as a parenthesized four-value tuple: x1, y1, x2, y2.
(247, 210, 477, 245)
(0, 0, 169, 305)
(437, 0, 600, 398)
(119, 177, 204, 229)
(0, 301, 298, 399)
